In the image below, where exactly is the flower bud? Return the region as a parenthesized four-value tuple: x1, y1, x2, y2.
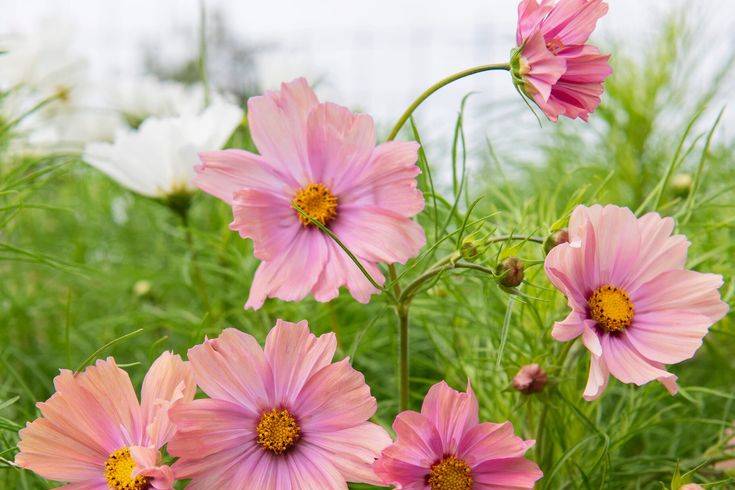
(671, 172, 692, 198)
(543, 228, 569, 254)
(460, 238, 482, 261)
(513, 364, 548, 394)
(496, 257, 524, 288)
(680, 484, 703, 490)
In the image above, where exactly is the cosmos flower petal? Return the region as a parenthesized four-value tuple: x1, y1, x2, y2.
(340, 140, 424, 218)
(265, 319, 337, 407)
(516, 0, 554, 44)
(139, 352, 195, 449)
(230, 188, 301, 261)
(311, 240, 384, 304)
(582, 319, 602, 356)
(129, 446, 174, 490)
(472, 457, 544, 488)
(306, 101, 376, 188)
(420, 381, 479, 454)
(186, 328, 271, 414)
(522, 30, 567, 102)
(540, 0, 609, 46)
(626, 311, 713, 364)
(244, 229, 329, 309)
(583, 354, 609, 401)
(601, 334, 676, 387)
(458, 421, 536, 466)
(551, 310, 585, 341)
(333, 205, 426, 265)
(194, 149, 295, 205)
(304, 422, 392, 485)
(168, 398, 257, 461)
(247, 77, 319, 184)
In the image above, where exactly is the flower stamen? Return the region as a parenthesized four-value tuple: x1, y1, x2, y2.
(256, 408, 301, 455)
(104, 447, 150, 490)
(292, 183, 338, 227)
(426, 455, 473, 490)
(588, 285, 634, 332)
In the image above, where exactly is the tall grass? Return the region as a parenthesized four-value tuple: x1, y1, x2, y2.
(1, 16, 734, 489)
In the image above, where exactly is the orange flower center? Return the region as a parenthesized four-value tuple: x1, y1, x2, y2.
(256, 408, 301, 455)
(292, 183, 338, 227)
(104, 447, 150, 490)
(588, 285, 634, 332)
(427, 456, 473, 490)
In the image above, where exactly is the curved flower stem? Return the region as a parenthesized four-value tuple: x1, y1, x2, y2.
(385, 63, 511, 142)
(177, 205, 213, 315)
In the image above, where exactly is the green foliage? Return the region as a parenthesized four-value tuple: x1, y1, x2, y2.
(1, 15, 734, 490)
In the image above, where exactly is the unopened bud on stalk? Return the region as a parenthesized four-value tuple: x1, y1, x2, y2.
(543, 228, 569, 254)
(512, 364, 548, 394)
(460, 238, 482, 261)
(680, 484, 704, 490)
(671, 172, 693, 198)
(496, 257, 524, 288)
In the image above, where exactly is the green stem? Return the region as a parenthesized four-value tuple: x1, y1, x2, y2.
(178, 206, 213, 315)
(385, 63, 511, 141)
(397, 303, 410, 411)
(198, 0, 211, 106)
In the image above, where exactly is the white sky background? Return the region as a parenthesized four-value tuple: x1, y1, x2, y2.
(2, 0, 733, 165)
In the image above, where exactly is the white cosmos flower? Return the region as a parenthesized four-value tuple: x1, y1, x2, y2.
(83, 100, 243, 198)
(105, 77, 208, 125)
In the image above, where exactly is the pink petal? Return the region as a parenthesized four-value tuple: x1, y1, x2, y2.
(521, 30, 567, 102)
(60, 482, 108, 490)
(230, 188, 301, 261)
(633, 269, 728, 323)
(186, 328, 271, 415)
(625, 213, 688, 290)
(583, 354, 609, 401)
(305, 101, 376, 189)
(247, 77, 319, 185)
(332, 205, 425, 265)
(458, 421, 535, 467)
(339, 140, 424, 218)
(140, 352, 195, 448)
(173, 444, 262, 487)
(280, 445, 349, 489)
(129, 446, 174, 490)
(193, 149, 296, 205)
(304, 422, 392, 485)
(626, 310, 712, 364)
(582, 320, 602, 356)
(516, 0, 554, 44)
(472, 457, 543, 488)
(311, 240, 384, 304)
(373, 411, 442, 488)
(420, 381, 479, 455)
(168, 398, 257, 461)
(551, 310, 585, 342)
(540, 0, 608, 46)
(294, 358, 377, 432)
(244, 229, 328, 310)
(264, 319, 337, 407)
(601, 334, 677, 389)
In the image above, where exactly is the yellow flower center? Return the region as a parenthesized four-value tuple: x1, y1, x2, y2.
(427, 456, 473, 490)
(104, 447, 150, 490)
(256, 408, 301, 455)
(292, 183, 338, 227)
(588, 285, 635, 332)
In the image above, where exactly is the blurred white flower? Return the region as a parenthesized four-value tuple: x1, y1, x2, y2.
(105, 77, 208, 125)
(83, 100, 243, 198)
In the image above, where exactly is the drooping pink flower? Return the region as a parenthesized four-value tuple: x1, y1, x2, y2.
(193, 78, 425, 309)
(373, 381, 543, 489)
(514, 0, 612, 121)
(513, 363, 549, 394)
(545, 204, 729, 400)
(15, 352, 195, 490)
(168, 320, 392, 488)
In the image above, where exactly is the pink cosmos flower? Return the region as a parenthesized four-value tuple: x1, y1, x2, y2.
(514, 0, 612, 121)
(373, 381, 543, 489)
(545, 204, 729, 400)
(168, 319, 392, 489)
(193, 78, 425, 309)
(15, 352, 195, 490)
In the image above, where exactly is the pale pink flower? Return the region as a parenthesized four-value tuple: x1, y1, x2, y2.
(373, 381, 543, 489)
(545, 204, 729, 400)
(168, 319, 392, 488)
(193, 77, 425, 309)
(680, 484, 704, 490)
(515, 0, 612, 121)
(513, 363, 549, 394)
(15, 352, 195, 490)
